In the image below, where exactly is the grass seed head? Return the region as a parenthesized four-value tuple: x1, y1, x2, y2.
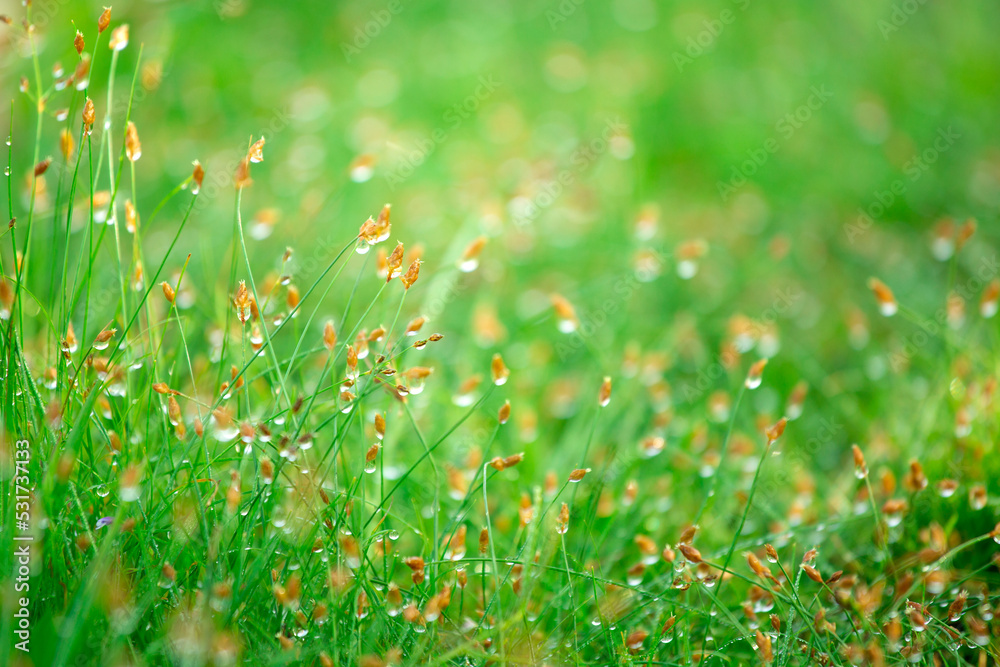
(60, 127, 74, 160)
(459, 236, 487, 272)
(851, 444, 868, 478)
(755, 629, 773, 663)
(491, 353, 509, 386)
(557, 502, 569, 534)
(386, 242, 404, 281)
(234, 156, 252, 189)
(401, 259, 421, 289)
(125, 121, 141, 161)
(867, 277, 897, 316)
(109, 24, 128, 51)
(161, 281, 176, 304)
(248, 136, 265, 163)
(746, 358, 767, 389)
(598, 376, 612, 407)
(979, 278, 1000, 318)
(678, 543, 702, 563)
(550, 293, 578, 333)
(497, 400, 511, 424)
(765, 417, 787, 445)
(98, 7, 111, 32)
(234, 281, 253, 324)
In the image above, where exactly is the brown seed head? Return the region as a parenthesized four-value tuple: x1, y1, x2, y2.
(490, 353, 509, 385)
(598, 376, 612, 407)
(765, 417, 787, 444)
(82, 98, 96, 134)
(386, 242, 404, 281)
(755, 629, 773, 663)
(248, 136, 265, 163)
(497, 400, 511, 424)
(191, 160, 204, 193)
(109, 23, 128, 51)
(401, 259, 421, 290)
(867, 277, 897, 316)
(746, 358, 767, 388)
(60, 128, 74, 161)
(234, 156, 252, 189)
(323, 320, 337, 351)
(851, 444, 866, 474)
(161, 281, 175, 304)
(125, 121, 141, 161)
(98, 7, 111, 33)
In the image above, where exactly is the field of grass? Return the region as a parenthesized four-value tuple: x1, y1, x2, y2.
(1, 0, 1000, 665)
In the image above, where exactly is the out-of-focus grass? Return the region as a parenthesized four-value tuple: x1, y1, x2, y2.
(1, 0, 999, 665)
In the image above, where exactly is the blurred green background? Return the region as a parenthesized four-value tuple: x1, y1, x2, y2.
(3, 0, 1000, 468)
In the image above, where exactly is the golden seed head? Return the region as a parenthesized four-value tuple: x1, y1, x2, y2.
(765, 417, 787, 444)
(867, 277, 897, 316)
(365, 442, 379, 463)
(755, 629, 773, 663)
(234, 280, 253, 324)
(286, 284, 300, 310)
(956, 218, 976, 251)
(95, 327, 117, 344)
(551, 293, 577, 324)
(161, 281, 176, 304)
(479, 527, 489, 554)
(124, 199, 138, 233)
(323, 320, 337, 351)
(490, 353, 509, 386)
(74, 30, 85, 55)
(497, 400, 511, 424)
(248, 136, 265, 163)
(234, 156, 252, 189)
(851, 443, 866, 469)
(502, 452, 524, 468)
(191, 160, 204, 192)
(678, 543, 702, 563)
(598, 376, 612, 407)
(405, 315, 426, 336)
(746, 358, 767, 388)
(98, 7, 111, 33)
(125, 121, 141, 161)
(747, 552, 764, 577)
(60, 127, 74, 161)
(401, 259, 421, 290)
(568, 468, 591, 482)
(109, 24, 128, 51)
(386, 242, 404, 281)
(558, 502, 569, 528)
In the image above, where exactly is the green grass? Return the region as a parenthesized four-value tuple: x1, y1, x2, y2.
(1, 1, 1000, 665)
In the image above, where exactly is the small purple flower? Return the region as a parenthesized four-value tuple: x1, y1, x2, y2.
(96, 516, 114, 529)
